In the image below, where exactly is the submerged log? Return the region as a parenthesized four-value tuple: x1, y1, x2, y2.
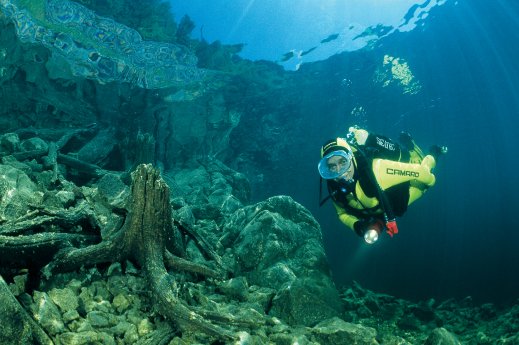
(0, 233, 97, 263)
(57, 153, 109, 179)
(0, 201, 101, 236)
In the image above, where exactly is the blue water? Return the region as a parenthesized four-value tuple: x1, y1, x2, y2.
(173, 0, 519, 304)
(292, 0, 519, 305)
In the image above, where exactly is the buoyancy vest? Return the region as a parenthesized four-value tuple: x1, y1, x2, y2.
(328, 153, 410, 219)
(327, 134, 413, 219)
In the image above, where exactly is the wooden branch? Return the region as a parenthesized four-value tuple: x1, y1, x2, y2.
(42, 239, 120, 278)
(12, 149, 120, 183)
(11, 125, 115, 182)
(57, 153, 108, 178)
(174, 220, 226, 271)
(164, 251, 222, 279)
(55, 124, 98, 150)
(12, 149, 47, 161)
(0, 233, 97, 264)
(0, 202, 101, 236)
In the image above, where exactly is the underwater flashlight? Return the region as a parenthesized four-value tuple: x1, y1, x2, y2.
(364, 229, 379, 244)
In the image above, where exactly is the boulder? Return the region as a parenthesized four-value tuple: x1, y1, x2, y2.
(30, 291, 65, 335)
(0, 133, 20, 154)
(223, 195, 341, 325)
(270, 277, 342, 326)
(0, 164, 42, 221)
(223, 195, 329, 286)
(310, 317, 379, 345)
(424, 327, 461, 345)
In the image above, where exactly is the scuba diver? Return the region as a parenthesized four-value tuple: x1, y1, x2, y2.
(318, 126, 447, 244)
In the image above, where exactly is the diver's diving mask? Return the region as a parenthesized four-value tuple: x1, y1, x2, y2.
(318, 150, 353, 180)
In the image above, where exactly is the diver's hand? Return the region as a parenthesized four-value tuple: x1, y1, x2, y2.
(348, 127, 368, 145)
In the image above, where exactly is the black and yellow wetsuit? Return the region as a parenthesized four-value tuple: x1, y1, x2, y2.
(328, 127, 436, 235)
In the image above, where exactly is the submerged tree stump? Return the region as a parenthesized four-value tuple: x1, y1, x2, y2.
(0, 164, 234, 341)
(47, 164, 234, 339)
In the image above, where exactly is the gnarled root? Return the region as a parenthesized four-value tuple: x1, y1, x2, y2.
(42, 164, 235, 340)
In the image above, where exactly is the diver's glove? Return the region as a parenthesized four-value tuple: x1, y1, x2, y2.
(354, 218, 385, 244)
(348, 126, 369, 145)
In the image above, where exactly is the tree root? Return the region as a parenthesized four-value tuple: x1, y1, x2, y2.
(0, 163, 237, 340)
(41, 164, 236, 340)
(0, 201, 101, 236)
